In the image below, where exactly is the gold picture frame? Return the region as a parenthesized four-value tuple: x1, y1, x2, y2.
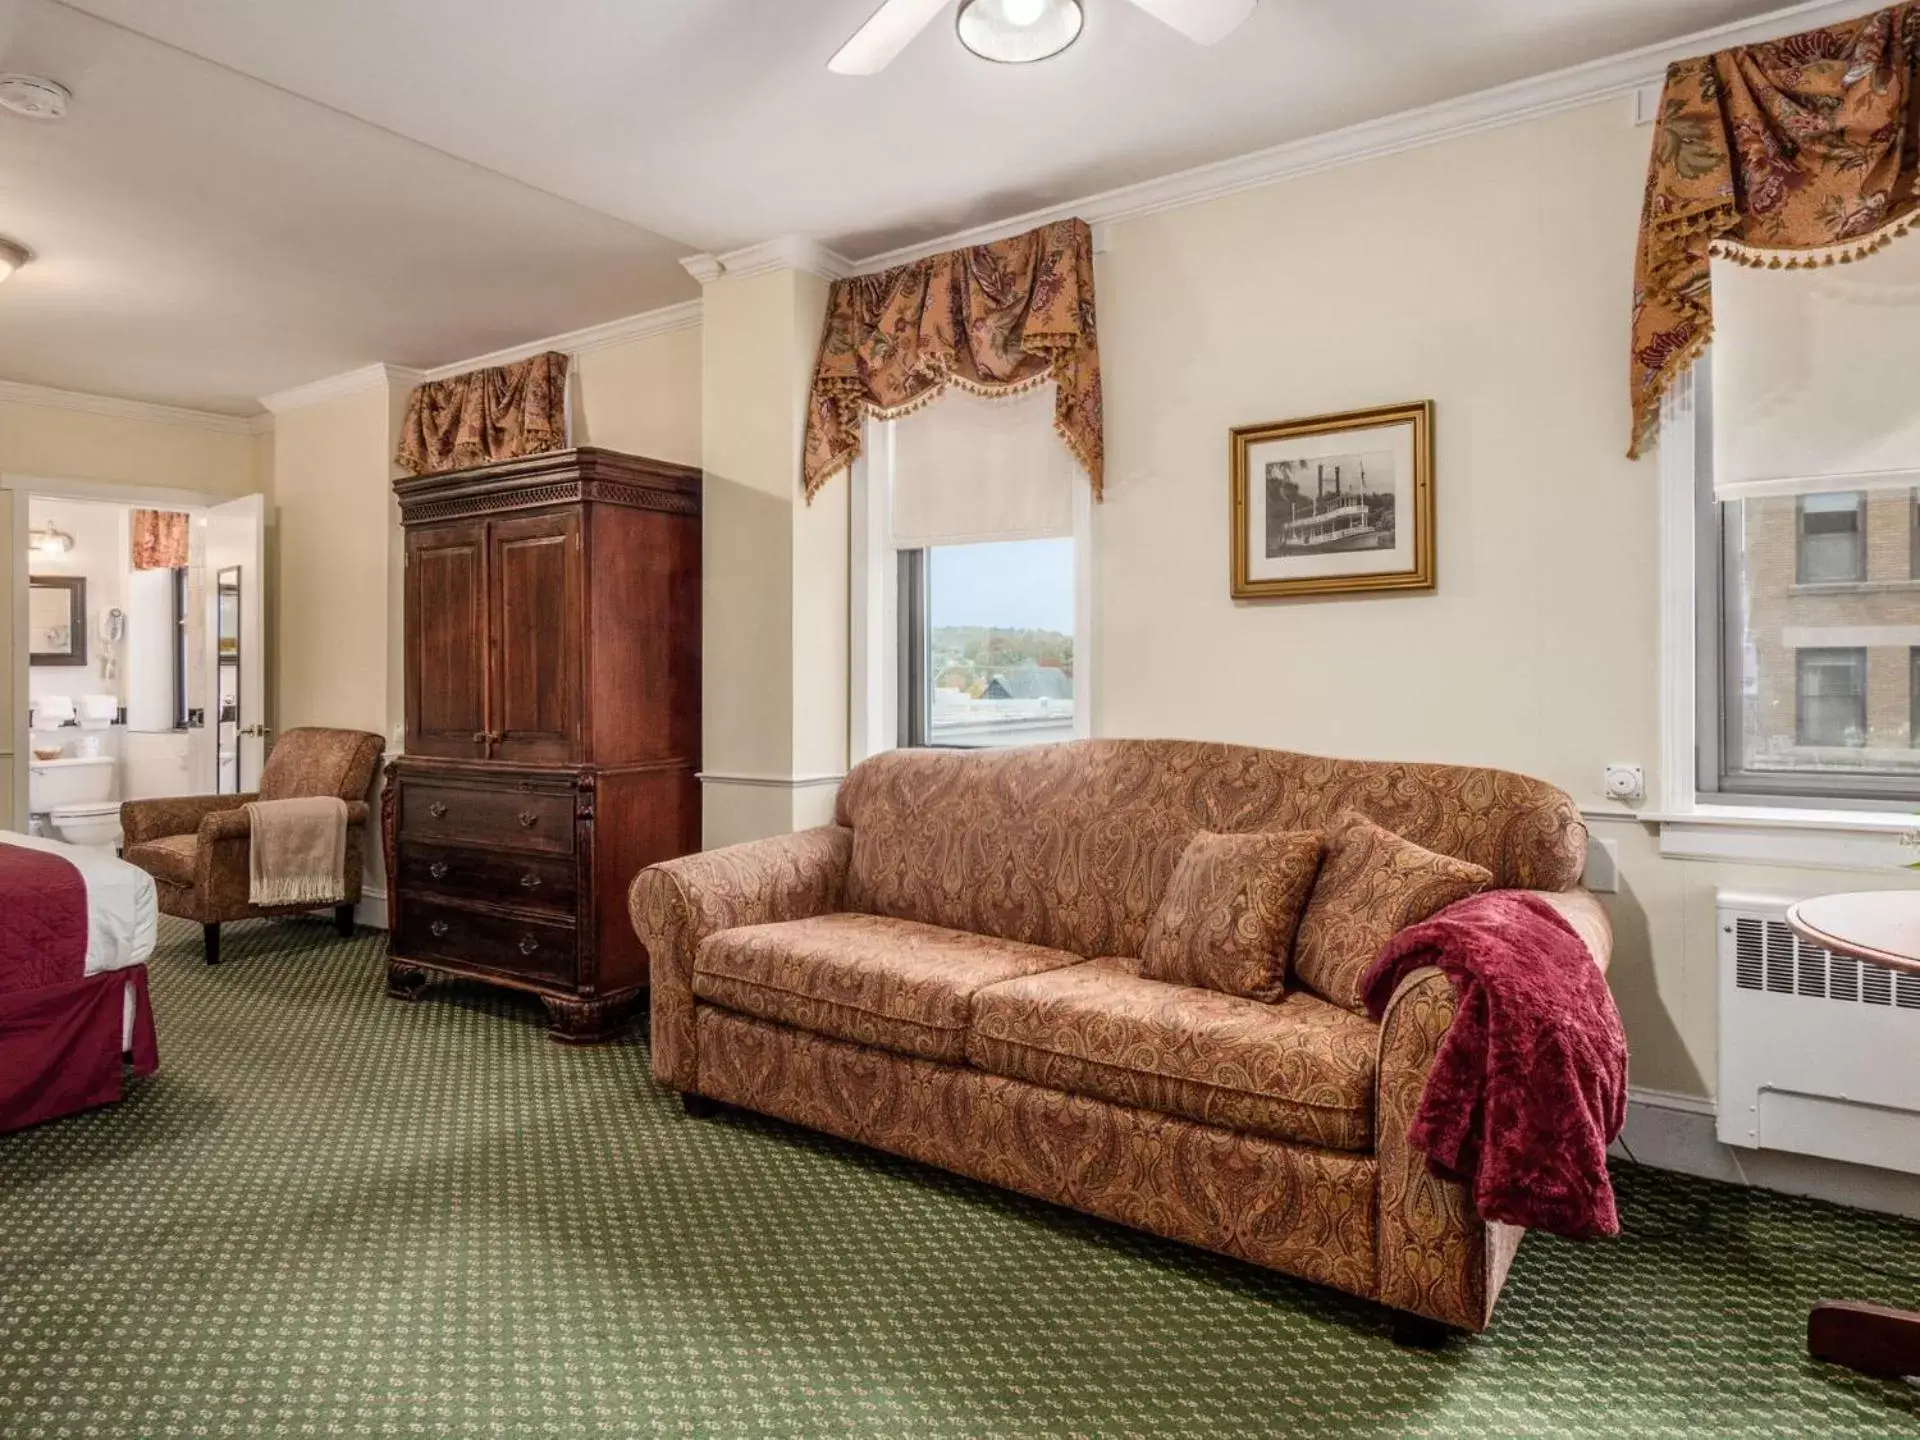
(1230, 400, 1434, 599)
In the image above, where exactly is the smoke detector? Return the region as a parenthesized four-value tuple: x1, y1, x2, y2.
(0, 75, 71, 121)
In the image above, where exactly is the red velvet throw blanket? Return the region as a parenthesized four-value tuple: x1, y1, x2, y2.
(1362, 890, 1628, 1240)
(0, 841, 157, 1133)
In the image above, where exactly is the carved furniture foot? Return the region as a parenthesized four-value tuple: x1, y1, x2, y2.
(386, 962, 429, 1001)
(541, 990, 642, 1044)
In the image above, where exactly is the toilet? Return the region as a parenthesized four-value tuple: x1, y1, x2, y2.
(29, 755, 122, 851)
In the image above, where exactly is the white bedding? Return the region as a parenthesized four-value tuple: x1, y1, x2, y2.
(0, 830, 158, 1046)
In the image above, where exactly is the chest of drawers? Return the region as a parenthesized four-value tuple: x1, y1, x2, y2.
(383, 447, 701, 1042)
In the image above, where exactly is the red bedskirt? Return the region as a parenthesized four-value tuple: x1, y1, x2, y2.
(0, 966, 158, 1133)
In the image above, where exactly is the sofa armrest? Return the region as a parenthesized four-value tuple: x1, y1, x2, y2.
(1372, 886, 1609, 1331)
(1531, 887, 1612, 976)
(629, 826, 852, 1092)
(121, 793, 259, 847)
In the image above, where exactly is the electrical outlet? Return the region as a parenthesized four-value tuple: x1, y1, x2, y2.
(1603, 763, 1644, 803)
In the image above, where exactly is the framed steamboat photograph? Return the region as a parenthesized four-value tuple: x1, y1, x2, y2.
(1230, 400, 1433, 599)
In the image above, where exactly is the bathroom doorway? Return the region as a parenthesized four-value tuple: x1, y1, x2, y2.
(1, 475, 269, 843)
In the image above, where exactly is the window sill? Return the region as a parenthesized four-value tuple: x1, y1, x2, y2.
(1586, 802, 1919, 871)
(1788, 579, 1920, 598)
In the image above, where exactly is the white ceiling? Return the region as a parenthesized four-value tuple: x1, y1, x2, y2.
(0, 0, 695, 413)
(2, 0, 1817, 415)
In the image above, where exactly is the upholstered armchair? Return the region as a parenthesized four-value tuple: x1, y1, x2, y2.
(121, 727, 385, 964)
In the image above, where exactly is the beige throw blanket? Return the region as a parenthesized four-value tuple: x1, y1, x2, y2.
(244, 796, 349, 907)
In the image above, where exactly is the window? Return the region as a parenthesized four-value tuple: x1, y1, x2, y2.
(898, 538, 1075, 748)
(1795, 493, 1864, 584)
(1794, 648, 1866, 747)
(852, 384, 1090, 761)
(1911, 648, 1920, 748)
(1709, 479, 1920, 797)
(1687, 232, 1920, 807)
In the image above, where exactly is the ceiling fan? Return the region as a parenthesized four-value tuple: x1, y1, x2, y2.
(829, 0, 1256, 73)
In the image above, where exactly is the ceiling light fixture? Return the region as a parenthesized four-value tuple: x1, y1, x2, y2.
(0, 238, 30, 284)
(956, 0, 1084, 64)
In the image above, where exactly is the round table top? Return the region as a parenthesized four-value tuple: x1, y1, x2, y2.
(1786, 891, 1920, 975)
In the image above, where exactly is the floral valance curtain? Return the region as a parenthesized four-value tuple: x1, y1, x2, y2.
(1630, 2, 1920, 457)
(803, 217, 1104, 500)
(394, 350, 571, 476)
(130, 509, 189, 570)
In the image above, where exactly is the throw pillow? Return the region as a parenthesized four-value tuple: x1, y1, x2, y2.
(1139, 828, 1326, 1004)
(1293, 810, 1492, 1013)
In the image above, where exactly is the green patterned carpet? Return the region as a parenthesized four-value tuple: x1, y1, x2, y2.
(2, 917, 1918, 1437)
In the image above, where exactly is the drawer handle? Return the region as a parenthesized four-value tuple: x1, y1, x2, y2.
(430, 920, 450, 938)
(518, 935, 540, 956)
(517, 810, 539, 829)
(519, 874, 542, 891)
(428, 801, 449, 819)
(428, 861, 449, 880)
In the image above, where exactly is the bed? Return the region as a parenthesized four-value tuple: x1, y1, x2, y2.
(0, 831, 159, 1133)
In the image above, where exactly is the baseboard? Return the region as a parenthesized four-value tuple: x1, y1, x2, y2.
(1614, 1087, 1920, 1222)
(354, 887, 388, 931)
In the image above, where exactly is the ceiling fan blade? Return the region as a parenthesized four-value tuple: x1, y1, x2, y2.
(1121, 0, 1256, 45)
(829, 0, 953, 74)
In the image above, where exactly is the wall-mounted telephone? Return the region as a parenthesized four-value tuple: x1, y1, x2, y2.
(103, 609, 127, 645)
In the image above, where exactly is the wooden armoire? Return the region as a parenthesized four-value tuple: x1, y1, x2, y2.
(383, 447, 700, 1041)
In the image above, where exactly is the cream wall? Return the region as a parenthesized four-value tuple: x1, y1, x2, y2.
(270, 385, 397, 742)
(575, 325, 703, 467)
(0, 399, 258, 495)
(1093, 94, 1920, 1103)
(698, 266, 844, 846)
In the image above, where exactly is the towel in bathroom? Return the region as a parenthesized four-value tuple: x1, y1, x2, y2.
(243, 796, 349, 907)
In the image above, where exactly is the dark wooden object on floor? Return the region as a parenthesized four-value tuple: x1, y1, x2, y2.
(1809, 1299, 1920, 1380)
(385, 447, 701, 1041)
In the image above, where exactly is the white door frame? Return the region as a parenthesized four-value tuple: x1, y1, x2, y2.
(0, 473, 229, 832)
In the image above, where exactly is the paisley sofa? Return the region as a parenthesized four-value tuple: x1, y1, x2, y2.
(630, 739, 1608, 1336)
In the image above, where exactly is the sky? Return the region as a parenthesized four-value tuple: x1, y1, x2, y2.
(928, 537, 1074, 633)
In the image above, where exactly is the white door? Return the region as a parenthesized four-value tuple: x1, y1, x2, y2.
(203, 495, 266, 794)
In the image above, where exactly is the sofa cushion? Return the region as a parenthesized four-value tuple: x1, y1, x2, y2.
(124, 833, 197, 888)
(968, 957, 1377, 1151)
(694, 913, 1080, 1064)
(1140, 829, 1325, 1003)
(1293, 811, 1492, 1014)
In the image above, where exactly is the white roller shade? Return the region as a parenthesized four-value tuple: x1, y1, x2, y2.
(886, 382, 1077, 549)
(1711, 237, 1920, 500)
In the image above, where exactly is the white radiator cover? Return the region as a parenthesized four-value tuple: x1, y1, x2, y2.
(1716, 893, 1920, 1176)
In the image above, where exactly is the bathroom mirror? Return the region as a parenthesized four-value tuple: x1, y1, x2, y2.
(29, 576, 87, 666)
(216, 566, 241, 793)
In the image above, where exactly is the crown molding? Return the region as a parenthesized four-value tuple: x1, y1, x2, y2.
(0, 378, 257, 436)
(417, 298, 703, 382)
(725, 236, 855, 282)
(260, 363, 425, 415)
(845, 0, 1871, 273)
(680, 236, 855, 285)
